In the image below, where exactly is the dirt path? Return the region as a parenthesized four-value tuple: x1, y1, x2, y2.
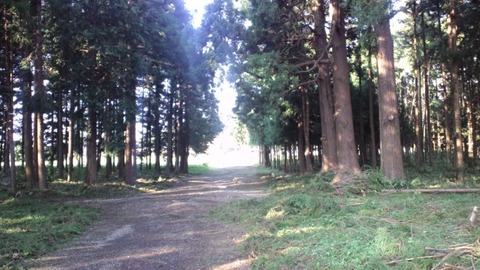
(30, 166, 267, 270)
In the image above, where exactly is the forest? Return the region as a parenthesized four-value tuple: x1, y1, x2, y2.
(2, 0, 480, 269)
(0, 0, 223, 194)
(0, 0, 478, 190)
(202, 0, 480, 185)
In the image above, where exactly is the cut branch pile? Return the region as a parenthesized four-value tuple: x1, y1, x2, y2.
(386, 241, 480, 269)
(425, 241, 480, 270)
(382, 189, 480, 194)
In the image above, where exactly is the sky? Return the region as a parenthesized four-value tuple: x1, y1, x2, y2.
(182, 0, 257, 167)
(184, 0, 214, 28)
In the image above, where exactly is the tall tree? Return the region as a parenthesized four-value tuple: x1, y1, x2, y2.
(32, 0, 47, 190)
(313, 0, 338, 172)
(375, 6, 405, 180)
(1, 2, 16, 192)
(410, 0, 424, 169)
(447, 0, 464, 181)
(330, 0, 361, 182)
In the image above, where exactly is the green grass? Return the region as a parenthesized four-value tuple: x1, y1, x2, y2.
(0, 198, 99, 269)
(211, 170, 480, 269)
(187, 164, 211, 174)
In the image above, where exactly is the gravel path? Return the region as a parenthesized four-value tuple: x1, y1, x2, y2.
(29, 166, 267, 270)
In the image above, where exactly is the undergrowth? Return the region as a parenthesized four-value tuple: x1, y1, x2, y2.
(211, 168, 480, 269)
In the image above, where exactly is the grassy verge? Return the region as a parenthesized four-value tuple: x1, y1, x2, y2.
(0, 198, 99, 269)
(211, 170, 480, 269)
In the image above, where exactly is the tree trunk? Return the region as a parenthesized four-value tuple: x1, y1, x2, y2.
(117, 149, 125, 179)
(301, 87, 314, 172)
(85, 107, 97, 186)
(367, 42, 378, 169)
(166, 84, 174, 174)
(22, 50, 36, 188)
(2, 6, 16, 192)
(375, 18, 405, 180)
(124, 121, 135, 185)
(263, 145, 271, 168)
(447, 0, 464, 181)
(421, 9, 433, 166)
(357, 49, 367, 166)
(179, 92, 190, 174)
(330, 0, 361, 182)
(67, 91, 75, 182)
(467, 93, 475, 159)
(412, 0, 424, 169)
(154, 95, 162, 173)
(313, 0, 338, 172)
(57, 91, 64, 179)
(441, 64, 452, 165)
(298, 120, 307, 173)
(33, 0, 47, 190)
(104, 115, 112, 178)
(175, 86, 184, 174)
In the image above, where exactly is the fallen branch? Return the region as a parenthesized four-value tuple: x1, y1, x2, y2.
(386, 254, 445, 265)
(383, 189, 480, 194)
(425, 241, 480, 270)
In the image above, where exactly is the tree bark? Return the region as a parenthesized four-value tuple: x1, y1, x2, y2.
(375, 18, 405, 180)
(421, 9, 433, 166)
(166, 84, 175, 174)
(124, 121, 133, 184)
(104, 101, 113, 178)
(441, 64, 452, 165)
(412, 0, 424, 169)
(154, 87, 162, 173)
(447, 0, 464, 181)
(33, 0, 47, 190)
(57, 90, 64, 179)
(301, 87, 314, 172)
(467, 93, 475, 159)
(179, 91, 190, 174)
(2, 6, 16, 192)
(313, 0, 338, 172)
(124, 81, 137, 185)
(298, 120, 307, 173)
(367, 42, 378, 169)
(330, 0, 361, 182)
(85, 107, 97, 186)
(356, 49, 367, 166)
(175, 86, 184, 174)
(67, 91, 75, 182)
(22, 50, 36, 188)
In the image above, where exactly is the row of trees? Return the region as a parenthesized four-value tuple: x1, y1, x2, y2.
(204, 0, 479, 182)
(0, 0, 223, 193)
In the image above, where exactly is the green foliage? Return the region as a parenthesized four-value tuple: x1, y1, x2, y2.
(212, 173, 480, 269)
(187, 164, 211, 175)
(350, 0, 393, 27)
(364, 169, 391, 191)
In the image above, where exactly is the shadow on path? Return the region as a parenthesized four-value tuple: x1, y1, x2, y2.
(29, 166, 267, 270)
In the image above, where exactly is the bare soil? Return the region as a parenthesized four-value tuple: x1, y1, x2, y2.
(29, 166, 267, 270)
